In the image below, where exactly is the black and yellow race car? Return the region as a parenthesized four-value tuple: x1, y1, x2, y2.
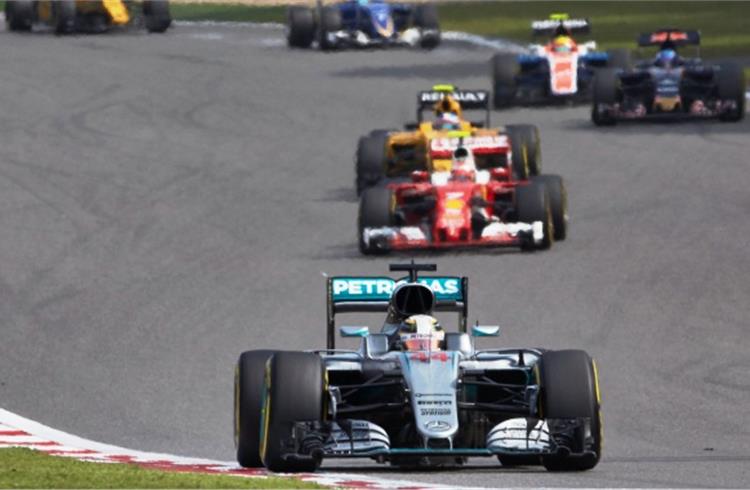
(355, 85, 542, 195)
(4, 0, 171, 34)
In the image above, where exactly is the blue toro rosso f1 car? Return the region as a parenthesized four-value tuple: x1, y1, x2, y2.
(286, 0, 440, 50)
(491, 14, 631, 108)
(591, 29, 746, 125)
(234, 262, 602, 472)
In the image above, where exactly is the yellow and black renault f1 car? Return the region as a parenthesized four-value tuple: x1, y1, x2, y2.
(355, 85, 541, 195)
(4, 0, 171, 34)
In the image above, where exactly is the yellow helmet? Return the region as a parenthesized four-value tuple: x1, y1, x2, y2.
(552, 35, 574, 52)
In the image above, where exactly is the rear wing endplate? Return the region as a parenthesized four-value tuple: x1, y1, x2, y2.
(326, 275, 468, 349)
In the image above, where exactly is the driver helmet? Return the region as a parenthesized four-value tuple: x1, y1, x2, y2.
(655, 48, 678, 68)
(399, 314, 445, 351)
(436, 112, 461, 130)
(451, 146, 476, 179)
(357, 0, 369, 5)
(552, 35, 574, 53)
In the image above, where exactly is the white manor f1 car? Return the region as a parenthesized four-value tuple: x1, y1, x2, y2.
(234, 262, 602, 472)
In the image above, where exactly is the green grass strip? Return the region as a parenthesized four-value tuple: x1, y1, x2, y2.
(169, 1, 750, 59)
(0, 448, 323, 489)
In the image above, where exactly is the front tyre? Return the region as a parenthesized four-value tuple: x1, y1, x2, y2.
(506, 124, 541, 177)
(592, 68, 619, 126)
(5, 1, 34, 32)
(531, 175, 567, 241)
(492, 53, 519, 109)
(235, 350, 279, 468)
(539, 350, 602, 472)
(717, 62, 746, 122)
(515, 182, 552, 251)
(318, 6, 342, 51)
(358, 186, 394, 255)
(412, 3, 440, 49)
(53, 0, 76, 35)
(286, 6, 315, 48)
(260, 352, 325, 473)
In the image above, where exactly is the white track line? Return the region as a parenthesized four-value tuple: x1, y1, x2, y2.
(0, 408, 462, 489)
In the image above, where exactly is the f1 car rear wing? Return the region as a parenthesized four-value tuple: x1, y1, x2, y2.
(417, 85, 491, 127)
(531, 14, 590, 37)
(326, 266, 468, 349)
(637, 29, 701, 48)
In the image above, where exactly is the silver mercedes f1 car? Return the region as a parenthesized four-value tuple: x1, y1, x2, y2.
(234, 262, 602, 472)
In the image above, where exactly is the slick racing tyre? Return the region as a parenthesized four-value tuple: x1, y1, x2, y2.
(591, 68, 619, 126)
(286, 6, 315, 48)
(413, 3, 440, 49)
(539, 350, 602, 472)
(506, 125, 541, 177)
(5, 1, 33, 32)
(515, 182, 552, 251)
(235, 350, 280, 468)
(358, 186, 394, 255)
(260, 352, 325, 472)
(53, 0, 76, 35)
(717, 62, 746, 122)
(356, 133, 388, 195)
(492, 54, 519, 109)
(532, 175, 567, 241)
(318, 6, 342, 51)
(143, 0, 172, 34)
(605, 48, 632, 70)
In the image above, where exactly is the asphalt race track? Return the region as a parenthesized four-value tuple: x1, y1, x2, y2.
(1, 22, 749, 488)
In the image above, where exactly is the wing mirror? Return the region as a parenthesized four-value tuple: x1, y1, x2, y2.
(471, 325, 500, 337)
(340, 326, 370, 337)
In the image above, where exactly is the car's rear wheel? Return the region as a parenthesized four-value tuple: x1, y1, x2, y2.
(532, 175, 567, 241)
(412, 3, 440, 49)
(717, 62, 746, 122)
(506, 124, 541, 177)
(492, 54, 519, 109)
(358, 186, 394, 255)
(260, 352, 325, 472)
(515, 182, 552, 251)
(5, 1, 34, 32)
(143, 0, 172, 33)
(539, 350, 602, 472)
(592, 68, 619, 126)
(235, 350, 279, 468)
(318, 6, 342, 51)
(356, 133, 388, 195)
(286, 6, 315, 48)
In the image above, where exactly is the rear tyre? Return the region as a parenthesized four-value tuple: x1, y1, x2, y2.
(515, 182, 552, 251)
(358, 186, 394, 255)
(5, 1, 34, 32)
(506, 124, 541, 177)
(532, 175, 567, 241)
(318, 6, 342, 51)
(413, 3, 440, 49)
(53, 0, 76, 35)
(717, 62, 746, 122)
(235, 350, 279, 468)
(605, 48, 631, 70)
(492, 54, 519, 109)
(539, 350, 602, 472)
(286, 6, 315, 48)
(143, 0, 172, 33)
(591, 68, 619, 126)
(260, 352, 325, 473)
(356, 133, 388, 195)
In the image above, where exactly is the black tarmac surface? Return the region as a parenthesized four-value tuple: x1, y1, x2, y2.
(1, 23, 749, 488)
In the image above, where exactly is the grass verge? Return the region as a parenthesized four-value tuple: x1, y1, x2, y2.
(169, 1, 750, 59)
(0, 448, 323, 489)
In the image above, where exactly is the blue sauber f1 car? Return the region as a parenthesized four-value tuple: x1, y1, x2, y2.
(286, 0, 440, 50)
(234, 262, 602, 472)
(591, 29, 746, 125)
(491, 14, 631, 108)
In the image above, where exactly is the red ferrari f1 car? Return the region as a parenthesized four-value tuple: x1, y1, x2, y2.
(358, 146, 567, 254)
